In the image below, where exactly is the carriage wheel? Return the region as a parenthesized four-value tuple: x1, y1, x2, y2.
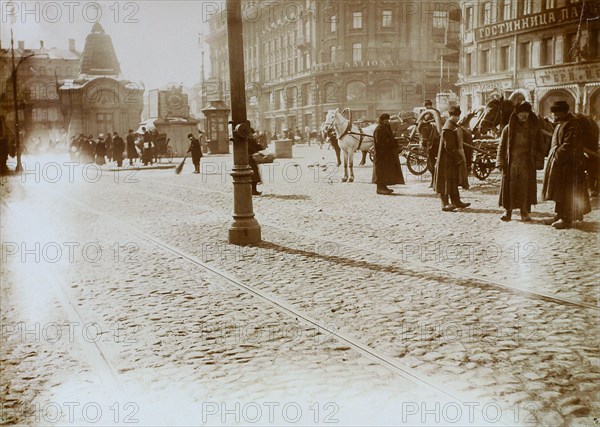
(368, 147, 375, 162)
(166, 146, 174, 163)
(472, 158, 494, 180)
(406, 148, 428, 175)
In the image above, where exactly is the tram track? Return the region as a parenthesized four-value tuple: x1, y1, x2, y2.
(140, 177, 598, 312)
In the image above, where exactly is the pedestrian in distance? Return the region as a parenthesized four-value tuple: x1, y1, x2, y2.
(141, 127, 154, 166)
(112, 131, 125, 167)
(433, 106, 470, 211)
(94, 134, 106, 165)
(104, 132, 113, 162)
(187, 132, 203, 174)
(247, 127, 263, 195)
(372, 113, 405, 195)
(542, 100, 591, 229)
(126, 129, 138, 166)
(496, 101, 546, 222)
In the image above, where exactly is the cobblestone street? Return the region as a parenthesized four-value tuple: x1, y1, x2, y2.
(1, 146, 599, 426)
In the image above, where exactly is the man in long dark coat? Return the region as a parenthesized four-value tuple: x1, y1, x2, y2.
(248, 128, 263, 195)
(141, 127, 154, 166)
(187, 133, 203, 174)
(496, 101, 545, 222)
(126, 130, 137, 166)
(112, 131, 125, 167)
(433, 106, 470, 211)
(542, 100, 591, 229)
(325, 126, 341, 166)
(372, 113, 404, 194)
(104, 132, 113, 162)
(94, 134, 106, 165)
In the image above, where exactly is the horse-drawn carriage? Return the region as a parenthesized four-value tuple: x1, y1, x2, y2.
(323, 108, 428, 182)
(153, 133, 174, 163)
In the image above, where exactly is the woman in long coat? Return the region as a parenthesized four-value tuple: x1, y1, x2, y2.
(496, 101, 545, 221)
(126, 130, 138, 165)
(372, 114, 404, 194)
(433, 106, 470, 211)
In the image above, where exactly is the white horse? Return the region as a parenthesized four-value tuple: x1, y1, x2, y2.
(324, 109, 375, 182)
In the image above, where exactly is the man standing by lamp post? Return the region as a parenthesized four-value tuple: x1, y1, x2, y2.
(226, 0, 261, 244)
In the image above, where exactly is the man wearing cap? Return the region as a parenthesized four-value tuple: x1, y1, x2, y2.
(542, 100, 591, 228)
(187, 133, 203, 174)
(434, 105, 470, 211)
(372, 113, 404, 194)
(496, 101, 545, 222)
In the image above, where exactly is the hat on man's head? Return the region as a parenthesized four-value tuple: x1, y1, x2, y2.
(515, 101, 532, 114)
(187, 133, 194, 138)
(424, 99, 433, 106)
(448, 106, 462, 117)
(550, 100, 570, 113)
(379, 113, 391, 121)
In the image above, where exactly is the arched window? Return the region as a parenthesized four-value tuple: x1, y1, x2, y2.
(345, 81, 366, 101)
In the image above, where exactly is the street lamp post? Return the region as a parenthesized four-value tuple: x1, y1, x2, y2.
(226, 0, 261, 244)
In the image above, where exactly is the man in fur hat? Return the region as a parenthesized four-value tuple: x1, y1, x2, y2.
(372, 113, 404, 194)
(542, 100, 591, 228)
(496, 101, 546, 221)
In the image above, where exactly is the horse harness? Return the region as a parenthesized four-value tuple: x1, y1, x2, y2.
(338, 122, 370, 150)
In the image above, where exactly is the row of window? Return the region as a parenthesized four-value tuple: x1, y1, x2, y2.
(267, 80, 404, 109)
(464, 29, 599, 75)
(329, 10, 447, 32)
(465, 0, 580, 29)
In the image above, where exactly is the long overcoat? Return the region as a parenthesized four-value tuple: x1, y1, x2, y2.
(496, 113, 545, 210)
(371, 123, 405, 185)
(434, 120, 469, 194)
(112, 136, 125, 162)
(542, 114, 591, 219)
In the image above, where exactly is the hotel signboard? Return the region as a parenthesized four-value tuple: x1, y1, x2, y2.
(475, 4, 599, 42)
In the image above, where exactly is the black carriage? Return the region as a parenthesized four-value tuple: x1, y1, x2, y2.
(153, 133, 174, 163)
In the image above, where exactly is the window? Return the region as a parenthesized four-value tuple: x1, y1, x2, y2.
(330, 46, 337, 62)
(433, 11, 447, 29)
(465, 7, 473, 30)
(502, 0, 511, 20)
(352, 11, 362, 29)
(305, 21, 311, 41)
(591, 29, 600, 59)
(499, 45, 510, 70)
(382, 10, 392, 27)
(519, 42, 531, 68)
(545, 0, 555, 8)
(565, 32, 578, 62)
(480, 49, 490, 73)
(331, 15, 337, 32)
(305, 53, 311, 69)
(522, 0, 532, 15)
(482, 2, 492, 25)
(382, 41, 392, 60)
(465, 53, 472, 75)
(96, 113, 114, 132)
(352, 43, 362, 61)
(542, 37, 553, 65)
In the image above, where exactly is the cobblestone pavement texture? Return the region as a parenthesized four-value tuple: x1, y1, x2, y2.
(1, 147, 599, 426)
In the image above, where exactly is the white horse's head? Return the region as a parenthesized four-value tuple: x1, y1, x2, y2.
(324, 108, 340, 126)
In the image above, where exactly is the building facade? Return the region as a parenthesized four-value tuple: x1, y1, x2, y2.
(204, 0, 459, 133)
(458, 0, 600, 117)
(58, 23, 144, 138)
(0, 39, 81, 143)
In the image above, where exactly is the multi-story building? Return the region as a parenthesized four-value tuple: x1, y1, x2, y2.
(204, 0, 460, 133)
(0, 39, 81, 143)
(458, 0, 600, 117)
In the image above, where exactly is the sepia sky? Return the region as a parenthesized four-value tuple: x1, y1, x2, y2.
(1, 0, 215, 90)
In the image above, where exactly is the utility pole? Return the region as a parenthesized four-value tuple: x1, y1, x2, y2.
(226, 0, 261, 244)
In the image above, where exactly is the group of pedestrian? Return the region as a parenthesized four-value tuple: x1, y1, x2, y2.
(371, 99, 593, 229)
(71, 129, 138, 167)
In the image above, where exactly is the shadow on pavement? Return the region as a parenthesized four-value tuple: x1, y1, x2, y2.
(258, 194, 311, 201)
